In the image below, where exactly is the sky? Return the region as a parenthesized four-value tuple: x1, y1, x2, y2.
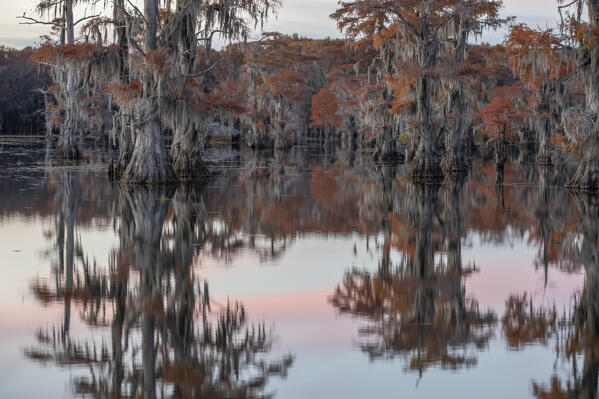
(0, 0, 562, 49)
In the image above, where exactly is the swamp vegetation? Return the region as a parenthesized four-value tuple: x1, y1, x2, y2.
(2, 0, 599, 398)
(4, 0, 599, 189)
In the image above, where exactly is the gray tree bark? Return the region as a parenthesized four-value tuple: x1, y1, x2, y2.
(120, 0, 177, 184)
(54, 0, 80, 162)
(570, 0, 599, 189)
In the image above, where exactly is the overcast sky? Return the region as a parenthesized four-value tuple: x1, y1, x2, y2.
(0, 0, 562, 49)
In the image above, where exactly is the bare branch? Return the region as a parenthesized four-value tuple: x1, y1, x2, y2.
(197, 30, 225, 42)
(126, 0, 148, 25)
(128, 36, 146, 56)
(185, 55, 229, 77)
(74, 14, 102, 26)
(17, 14, 60, 26)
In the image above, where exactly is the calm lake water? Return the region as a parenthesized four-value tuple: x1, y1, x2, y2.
(0, 137, 596, 398)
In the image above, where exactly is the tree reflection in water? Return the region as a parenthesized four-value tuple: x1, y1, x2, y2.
(11, 145, 599, 397)
(330, 177, 496, 375)
(520, 193, 599, 399)
(25, 181, 293, 399)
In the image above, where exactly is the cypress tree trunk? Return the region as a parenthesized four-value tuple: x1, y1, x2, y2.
(495, 130, 507, 167)
(374, 37, 403, 164)
(120, 0, 176, 184)
(570, 0, 599, 189)
(569, 137, 599, 189)
(54, 0, 80, 161)
(110, 0, 132, 179)
(443, 16, 470, 176)
(412, 135, 442, 181)
(442, 84, 468, 176)
(537, 118, 553, 166)
(168, 3, 209, 179)
(55, 75, 80, 161)
(411, 75, 443, 182)
(116, 126, 133, 177)
(171, 123, 210, 179)
(537, 81, 554, 166)
(121, 115, 176, 183)
(374, 123, 403, 163)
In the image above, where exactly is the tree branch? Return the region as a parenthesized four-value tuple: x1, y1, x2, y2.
(125, 0, 148, 25)
(128, 36, 146, 56)
(17, 14, 60, 26)
(185, 55, 229, 77)
(197, 29, 225, 42)
(74, 14, 102, 26)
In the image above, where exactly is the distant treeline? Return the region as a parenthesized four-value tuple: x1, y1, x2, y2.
(0, 46, 50, 135)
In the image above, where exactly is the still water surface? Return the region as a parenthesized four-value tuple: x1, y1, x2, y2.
(0, 137, 595, 398)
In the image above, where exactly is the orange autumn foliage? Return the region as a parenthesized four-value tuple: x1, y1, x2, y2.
(506, 24, 573, 89)
(476, 84, 526, 140)
(310, 89, 342, 129)
(33, 42, 117, 63)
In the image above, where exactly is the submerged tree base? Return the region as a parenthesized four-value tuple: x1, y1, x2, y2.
(107, 153, 132, 182)
(172, 152, 211, 180)
(121, 156, 177, 184)
(411, 147, 444, 183)
(120, 121, 177, 184)
(374, 148, 405, 164)
(568, 159, 599, 191)
(373, 136, 404, 164)
(411, 162, 444, 183)
(441, 154, 469, 178)
(53, 141, 81, 163)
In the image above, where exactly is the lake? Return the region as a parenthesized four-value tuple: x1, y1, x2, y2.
(0, 136, 595, 398)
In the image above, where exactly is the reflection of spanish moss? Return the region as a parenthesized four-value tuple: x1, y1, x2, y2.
(331, 182, 496, 375)
(501, 294, 558, 349)
(25, 184, 293, 398)
(519, 193, 599, 398)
